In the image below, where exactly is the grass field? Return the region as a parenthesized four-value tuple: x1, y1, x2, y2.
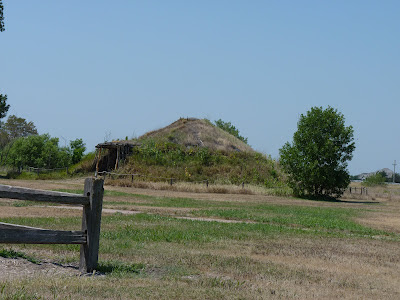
(0, 178, 400, 299)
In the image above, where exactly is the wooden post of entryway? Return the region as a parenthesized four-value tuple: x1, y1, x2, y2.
(95, 148, 102, 178)
(80, 178, 104, 273)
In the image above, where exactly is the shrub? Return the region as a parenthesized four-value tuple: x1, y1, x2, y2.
(362, 173, 387, 187)
(214, 119, 248, 144)
(5, 134, 86, 169)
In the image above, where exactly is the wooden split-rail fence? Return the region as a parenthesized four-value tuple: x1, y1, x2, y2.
(0, 178, 104, 273)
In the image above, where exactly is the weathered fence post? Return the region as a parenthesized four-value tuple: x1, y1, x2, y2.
(80, 178, 104, 273)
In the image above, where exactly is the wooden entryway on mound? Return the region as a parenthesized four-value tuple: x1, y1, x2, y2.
(95, 141, 140, 173)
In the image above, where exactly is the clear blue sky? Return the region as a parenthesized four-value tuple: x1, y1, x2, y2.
(1, 1, 399, 175)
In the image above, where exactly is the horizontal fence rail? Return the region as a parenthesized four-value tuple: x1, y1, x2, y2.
(0, 222, 87, 244)
(0, 178, 104, 273)
(26, 166, 69, 172)
(0, 185, 89, 205)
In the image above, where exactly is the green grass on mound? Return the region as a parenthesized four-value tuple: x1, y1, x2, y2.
(119, 139, 284, 187)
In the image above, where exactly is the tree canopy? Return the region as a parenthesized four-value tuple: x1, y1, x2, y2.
(5, 134, 86, 169)
(0, 115, 38, 150)
(70, 138, 86, 164)
(2, 115, 38, 140)
(6, 134, 70, 169)
(0, 94, 10, 121)
(279, 106, 355, 198)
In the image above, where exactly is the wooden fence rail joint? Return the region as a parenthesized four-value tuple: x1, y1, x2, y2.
(0, 177, 104, 273)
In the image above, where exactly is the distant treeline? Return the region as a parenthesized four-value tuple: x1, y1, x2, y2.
(0, 94, 86, 170)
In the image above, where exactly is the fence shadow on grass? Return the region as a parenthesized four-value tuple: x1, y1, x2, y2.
(298, 195, 378, 205)
(96, 261, 145, 275)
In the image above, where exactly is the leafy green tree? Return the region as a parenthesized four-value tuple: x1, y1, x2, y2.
(0, 0, 4, 32)
(70, 138, 86, 164)
(1, 115, 37, 141)
(214, 119, 248, 144)
(0, 94, 10, 121)
(6, 134, 71, 169)
(279, 106, 355, 198)
(0, 115, 38, 164)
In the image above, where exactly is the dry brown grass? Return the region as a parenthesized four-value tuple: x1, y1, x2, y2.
(139, 118, 253, 153)
(0, 206, 82, 218)
(105, 178, 256, 195)
(2, 237, 400, 299)
(1, 179, 400, 299)
(342, 182, 400, 202)
(103, 176, 292, 198)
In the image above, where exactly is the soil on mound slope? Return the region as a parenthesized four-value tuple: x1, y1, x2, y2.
(139, 118, 253, 153)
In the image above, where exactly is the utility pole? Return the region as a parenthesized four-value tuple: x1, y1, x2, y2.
(393, 160, 397, 183)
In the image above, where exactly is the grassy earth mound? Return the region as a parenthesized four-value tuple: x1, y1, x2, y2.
(119, 118, 284, 187)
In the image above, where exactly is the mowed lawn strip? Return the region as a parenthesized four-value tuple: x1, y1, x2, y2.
(51, 188, 394, 238)
(0, 208, 395, 255)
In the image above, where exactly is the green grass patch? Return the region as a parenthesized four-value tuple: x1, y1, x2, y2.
(8, 170, 71, 180)
(53, 188, 386, 238)
(0, 248, 41, 264)
(38, 189, 396, 239)
(101, 214, 281, 244)
(1, 212, 393, 256)
(99, 213, 395, 250)
(97, 260, 145, 276)
(118, 137, 284, 187)
(192, 205, 386, 237)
